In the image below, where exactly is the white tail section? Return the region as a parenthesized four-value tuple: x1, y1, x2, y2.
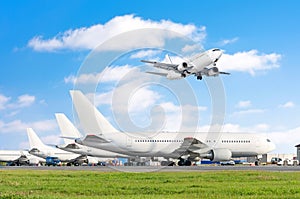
(70, 90, 120, 135)
(26, 128, 47, 149)
(55, 113, 82, 145)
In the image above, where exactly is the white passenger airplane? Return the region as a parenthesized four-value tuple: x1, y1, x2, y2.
(55, 113, 128, 158)
(0, 150, 44, 166)
(27, 128, 87, 165)
(141, 48, 230, 80)
(70, 90, 275, 165)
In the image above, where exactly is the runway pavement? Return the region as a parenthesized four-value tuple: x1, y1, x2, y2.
(1, 165, 300, 172)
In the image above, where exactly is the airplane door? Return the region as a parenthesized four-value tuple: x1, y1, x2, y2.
(126, 136, 132, 148)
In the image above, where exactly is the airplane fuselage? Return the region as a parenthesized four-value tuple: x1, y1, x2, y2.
(77, 132, 275, 159)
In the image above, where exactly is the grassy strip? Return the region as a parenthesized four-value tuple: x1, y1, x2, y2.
(0, 170, 299, 198)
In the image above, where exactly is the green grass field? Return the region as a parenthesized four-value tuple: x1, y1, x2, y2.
(0, 170, 299, 198)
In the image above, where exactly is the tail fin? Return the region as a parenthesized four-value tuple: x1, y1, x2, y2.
(26, 128, 47, 149)
(70, 90, 120, 135)
(55, 113, 82, 145)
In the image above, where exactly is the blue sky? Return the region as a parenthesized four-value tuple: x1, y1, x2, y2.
(0, 0, 299, 153)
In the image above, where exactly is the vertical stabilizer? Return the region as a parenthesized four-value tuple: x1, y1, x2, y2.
(70, 90, 120, 135)
(26, 128, 46, 149)
(55, 113, 82, 145)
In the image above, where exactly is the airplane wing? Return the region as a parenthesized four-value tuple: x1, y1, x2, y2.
(141, 60, 179, 71)
(219, 71, 230, 75)
(171, 137, 209, 157)
(145, 71, 168, 77)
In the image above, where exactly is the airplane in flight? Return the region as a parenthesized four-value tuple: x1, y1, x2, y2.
(27, 128, 88, 165)
(70, 90, 276, 166)
(55, 113, 128, 158)
(141, 48, 230, 80)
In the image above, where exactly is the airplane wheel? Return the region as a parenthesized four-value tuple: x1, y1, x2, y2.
(185, 160, 192, 166)
(178, 159, 185, 166)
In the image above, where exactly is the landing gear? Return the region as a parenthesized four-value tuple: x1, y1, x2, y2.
(161, 161, 175, 166)
(197, 75, 202, 80)
(178, 158, 192, 166)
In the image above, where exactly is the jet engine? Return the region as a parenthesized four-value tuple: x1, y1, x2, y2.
(204, 67, 219, 76)
(166, 71, 183, 80)
(177, 62, 188, 71)
(201, 148, 232, 161)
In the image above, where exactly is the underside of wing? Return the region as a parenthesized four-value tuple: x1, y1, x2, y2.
(141, 60, 178, 71)
(219, 71, 231, 75)
(146, 71, 168, 77)
(171, 137, 209, 157)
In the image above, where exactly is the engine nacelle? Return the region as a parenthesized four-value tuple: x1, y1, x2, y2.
(166, 71, 183, 80)
(29, 158, 40, 165)
(205, 67, 219, 76)
(202, 148, 232, 161)
(177, 62, 188, 71)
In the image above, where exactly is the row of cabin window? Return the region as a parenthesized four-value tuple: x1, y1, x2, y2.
(135, 140, 183, 143)
(221, 140, 251, 143)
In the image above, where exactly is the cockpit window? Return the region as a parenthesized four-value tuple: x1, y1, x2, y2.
(266, 139, 271, 142)
(212, 49, 220, 51)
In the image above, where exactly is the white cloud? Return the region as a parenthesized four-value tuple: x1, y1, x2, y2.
(279, 101, 295, 108)
(218, 50, 281, 75)
(130, 50, 161, 59)
(236, 100, 252, 108)
(64, 65, 134, 84)
(28, 14, 206, 51)
(267, 126, 300, 153)
(232, 108, 265, 116)
(0, 93, 36, 110)
(16, 94, 35, 108)
(0, 94, 10, 110)
(253, 123, 270, 132)
(128, 86, 161, 113)
(219, 37, 239, 46)
(181, 44, 203, 53)
(0, 119, 57, 134)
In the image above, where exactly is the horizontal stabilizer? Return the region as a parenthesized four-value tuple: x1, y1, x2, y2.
(141, 60, 157, 64)
(83, 134, 111, 144)
(59, 136, 79, 140)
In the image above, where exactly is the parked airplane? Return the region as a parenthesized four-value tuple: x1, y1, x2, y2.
(70, 90, 276, 165)
(26, 128, 87, 165)
(141, 48, 230, 80)
(55, 113, 128, 158)
(0, 150, 44, 166)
